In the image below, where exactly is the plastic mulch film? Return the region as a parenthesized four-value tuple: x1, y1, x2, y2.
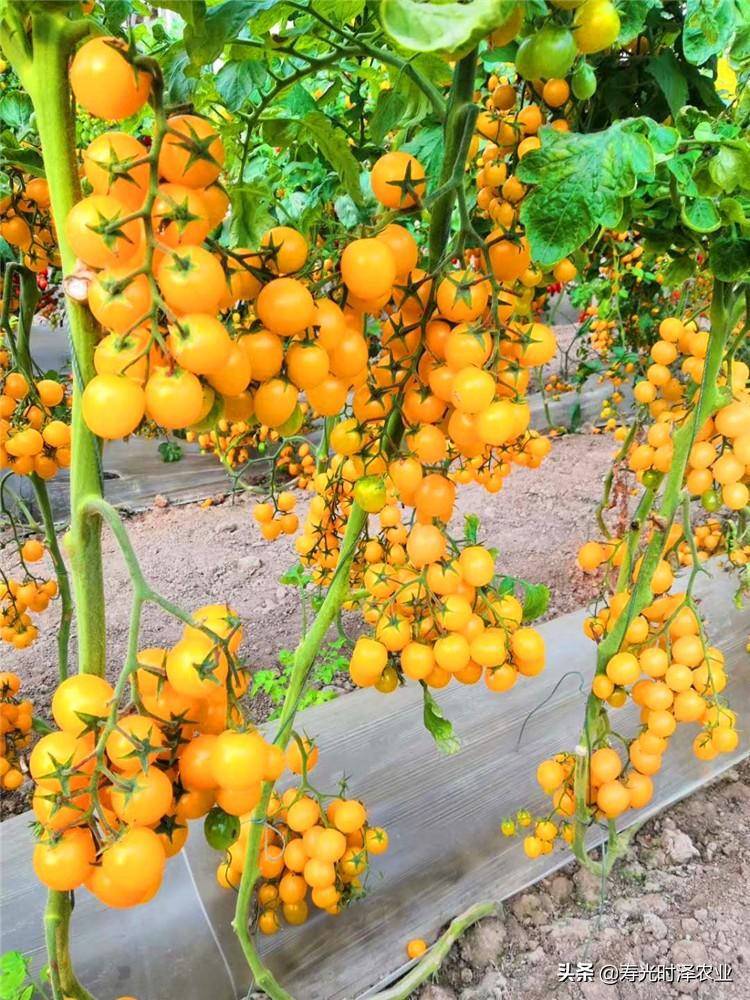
(1, 564, 748, 1000)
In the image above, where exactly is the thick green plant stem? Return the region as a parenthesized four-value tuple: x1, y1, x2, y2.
(428, 49, 477, 269)
(0, 11, 102, 1000)
(44, 891, 95, 1000)
(370, 901, 498, 1000)
(25, 10, 106, 679)
(572, 278, 737, 871)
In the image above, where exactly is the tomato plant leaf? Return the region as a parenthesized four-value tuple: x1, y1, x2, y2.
(0, 951, 30, 997)
(520, 581, 550, 622)
(401, 124, 445, 192)
(334, 193, 361, 228)
(422, 685, 461, 754)
(709, 235, 750, 280)
(645, 51, 689, 119)
(682, 0, 736, 66)
(708, 144, 750, 192)
(370, 87, 409, 145)
(294, 111, 364, 205)
(156, 0, 205, 24)
(0, 91, 33, 130)
(215, 59, 267, 111)
(229, 182, 275, 245)
(464, 514, 480, 544)
(184, 0, 277, 67)
(681, 196, 722, 232)
(661, 254, 696, 285)
(379, 0, 518, 56)
(158, 441, 183, 463)
(730, 0, 750, 67)
(517, 119, 660, 266)
(616, 0, 662, 44)
(314, 0, 365, 22)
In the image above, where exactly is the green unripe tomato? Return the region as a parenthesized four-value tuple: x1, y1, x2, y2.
(204, 807, 241, 851)
(277, 404, 304, 438)
(514, 35, 539, 80)
(641, 469, 663, 490)
(532, 24, 578, 79)
(571, 60, 597, 99)
(701, 489, 722, 512)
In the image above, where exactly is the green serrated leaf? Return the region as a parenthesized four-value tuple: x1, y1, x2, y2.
(682, 0, 736, 66)
(215, 59, 267, 111)
(229, 183, 275, 244)
(709, 144, 750, 193)
(681, 196, 722, 232)
(645, 51, 688, 119)
(0, 91, 33, 130)
(521, 581, 550, 622)
(517, 119, 657, 267)
(369, 88, 408, 145)
(568, 399, 582, 432)
(314, 0, 365, 22)
(401, 124, 444, 193)
(156, 0, 204, 24)
(184, 0, 276, 67)
(379, 0, 518, 55)
(295, 111, 364, 205)
(158, 440, 183, 463)
(719, 196, 749, 224)
(422, 685, 460, 754)
(709, 235, 750, 280)
(464, 514, 480, 544)
(662, 254, 696, 285)
(616, 0, 662, 44)
(333, 193, 360, 228)
(0, 951, 30, 994)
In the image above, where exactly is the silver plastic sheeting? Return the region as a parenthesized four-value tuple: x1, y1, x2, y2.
(1, 563, 748, 1000)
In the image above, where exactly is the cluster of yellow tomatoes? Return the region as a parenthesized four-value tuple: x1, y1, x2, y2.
(673, 517, 750, 569)
(629, 316, 750, 512)
(516, 591, 737, 855)
(28, 602, 388, 926)
(217, 743, 388, 932)
(0, 367, 71, 479)
(0, 174, 59, 273)
(252, 489, 299, 542)
(29, 604, 261, 906)
(0, 538, 57, 650)
(0, 670, 33, 791)
(347, 531, 546, 694)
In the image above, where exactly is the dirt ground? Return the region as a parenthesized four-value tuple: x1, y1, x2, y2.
(5, 429, 614, 730)
(3, 428, 748, 1000)
(421, 759, 750, 1000)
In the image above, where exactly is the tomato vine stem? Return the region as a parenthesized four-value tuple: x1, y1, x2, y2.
(0, 10, 104, 997)
(572, 278, 738, 874)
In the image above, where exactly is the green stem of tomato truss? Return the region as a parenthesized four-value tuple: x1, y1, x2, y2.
(571, 278, 738, 875)
(44, 891, 95, 1000)
(231, 48, 480, 1000)
(31, 472, 74, 681)
(11, 264, 74, 681)
(428, 49, 477, 270)
(22, 10, 107, 681)
(1, 10, 102, 1000)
